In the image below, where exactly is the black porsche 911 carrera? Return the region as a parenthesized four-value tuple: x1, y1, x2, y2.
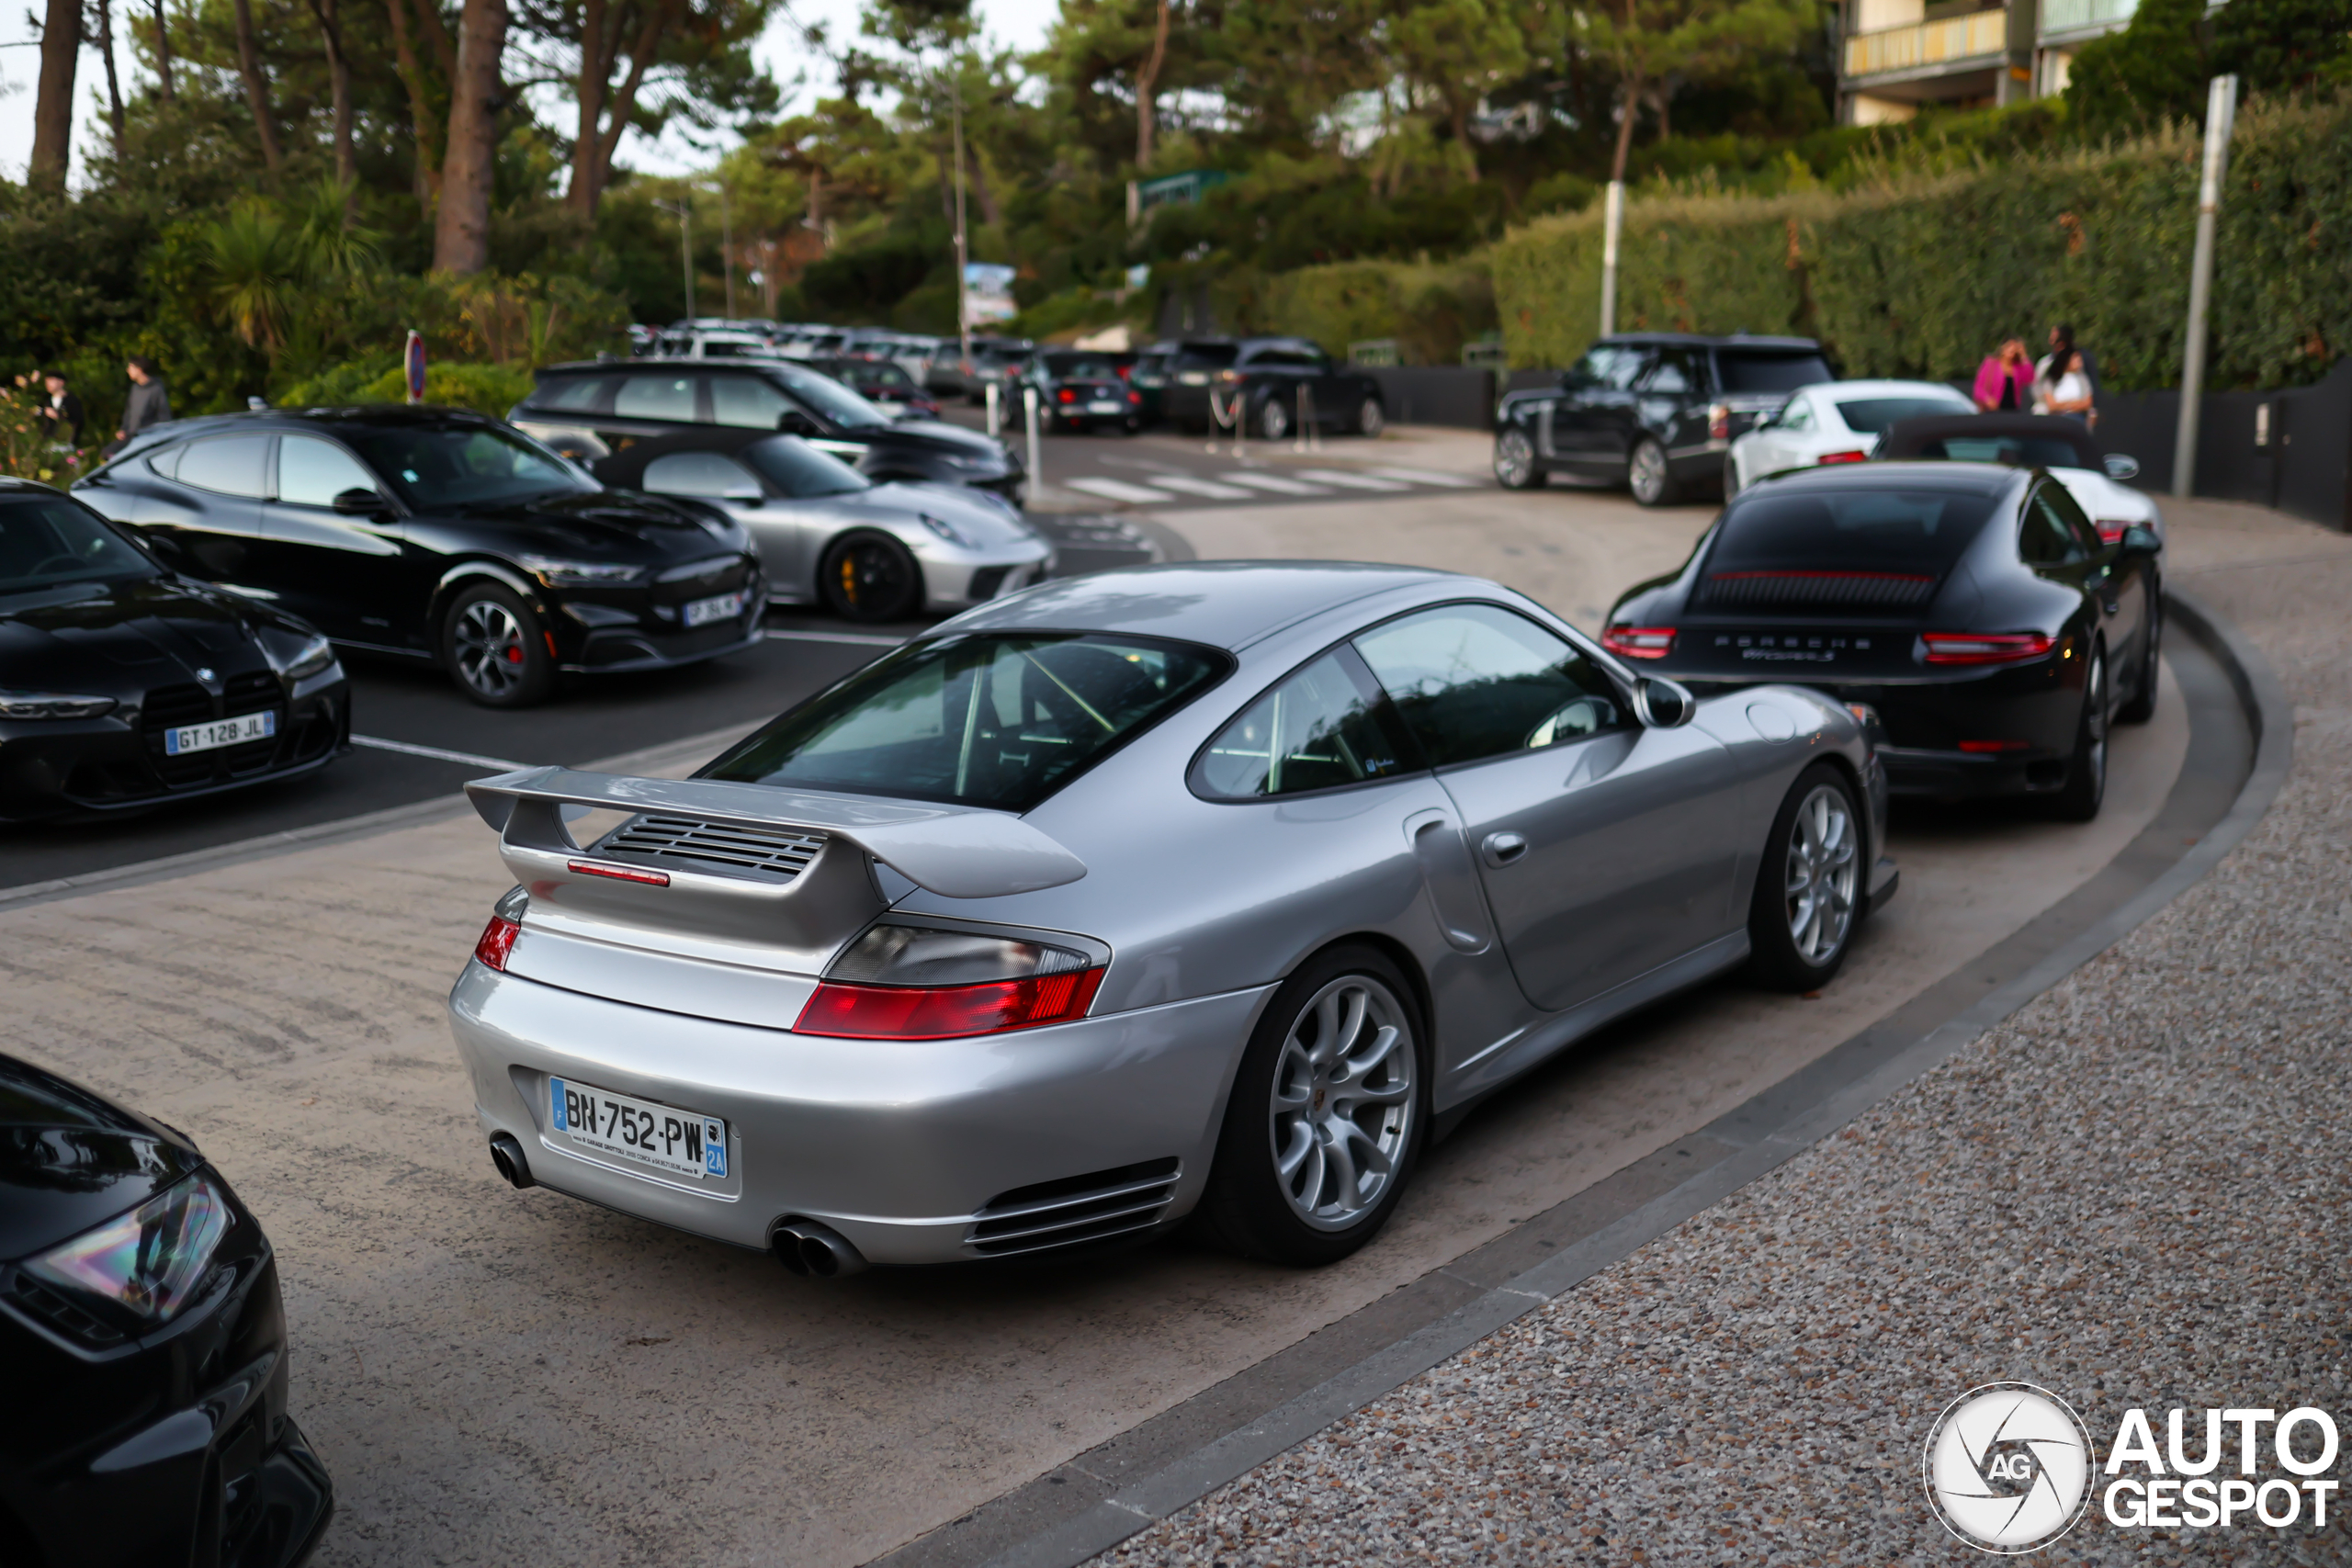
(1602, 461, 2163, 818)
(74, 408, 766, 708)
(0, 479, 350, 824)
(0, 1052, 334, 1568)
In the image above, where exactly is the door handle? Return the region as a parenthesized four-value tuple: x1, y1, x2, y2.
(1481, 830, 1529, 868)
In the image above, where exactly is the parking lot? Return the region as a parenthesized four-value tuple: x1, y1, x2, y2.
(9, 441, 2317, 1567)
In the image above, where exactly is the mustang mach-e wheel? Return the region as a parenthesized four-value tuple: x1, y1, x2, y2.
(1629, 437, 1679, 506)
(2049, 648, 2109, 821)
(1494, 427, 1543, 490)
(1259, 397, 1292, 443)
(820, 531, 922, 623)
(443, 582, 555, 707)
(1747, 764, 1863, 991)
(2116, 587, 2160, 725)
(1197, 944, 1426, 1266)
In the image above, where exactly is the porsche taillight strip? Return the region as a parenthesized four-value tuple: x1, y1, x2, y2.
(1917, 632, 2056, 666)
(567, 859, 672, 886)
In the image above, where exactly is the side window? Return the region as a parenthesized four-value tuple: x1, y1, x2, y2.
(1193, 649, 1417, 799)
(2020, 489, 2087, 566)
(145, 445, 182, 479)
(536, 376, 612, 412)
(642, 452, 763, 500)
(175, 435, 273, 498)
(709, 375, 797, 429)
(614, 374, 699, 421)
(1602, 349, 1652, 390)
(1642, 349, 1703, 396)
(1353, 604, 1626, 768)
(2038, 479, 2105, 558)
(1779, 398, 1815, 433)
(275, 435, 379, 507)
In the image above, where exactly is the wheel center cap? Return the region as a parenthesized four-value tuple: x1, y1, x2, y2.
(1312, 1084, 1327, 1112)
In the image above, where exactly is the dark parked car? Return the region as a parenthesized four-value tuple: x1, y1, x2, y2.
(1495, 333, 1835, 505)
(1020, 350, 1146, 434)
(0, 1052, 334, 1567)
(0, 478, 348, 823)
(75, 409, 765, 709)
(510, 358, 1026, 508)
(805, 355, 941, 420)
(1601, 461, 2162, 818)
(1125, 340, 1178, 427)
(1161, 338, 1385, 441)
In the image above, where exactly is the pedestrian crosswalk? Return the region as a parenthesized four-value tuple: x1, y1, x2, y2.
(1060, 462, 1486, 509)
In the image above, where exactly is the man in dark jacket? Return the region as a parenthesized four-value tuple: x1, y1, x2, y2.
(117, 357, 173, 446)
(40, 369, 85, 449)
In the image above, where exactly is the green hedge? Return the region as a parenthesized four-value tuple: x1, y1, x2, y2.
(1486, 94, 2352, 391)
(1223, 259, 1498, 365)
(276, 360, 536, 417)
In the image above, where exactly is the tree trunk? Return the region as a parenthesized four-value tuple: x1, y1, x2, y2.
(1449, 96, 1479, 181)
(150, 0, 174, 103)
(1135, 0, 1170, 168)
(28, 0, 80, 189)
(94, 0, 129, 159)
(572, 0, 674, 219)
(964, 146, 1002, 229)
(231, 0, 285, 171)
(569, 0, 609, 214)
(384, 0, 445, 205)
(1609, 73, 1643, 184)
(306, 0, 356, 189)
(433, 0, 508, 273)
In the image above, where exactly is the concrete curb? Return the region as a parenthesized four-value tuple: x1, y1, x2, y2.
(922, 588, 2293, 1568)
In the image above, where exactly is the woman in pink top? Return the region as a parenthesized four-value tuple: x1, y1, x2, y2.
(1972, 339, 2036, 412)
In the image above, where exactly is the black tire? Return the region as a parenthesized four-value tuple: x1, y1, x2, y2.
(1194, 943, 1428, 1267)
(2048, 646, 2109, 821)
(1258, 396, 1292, 443)
(441, 581, 556, 708)
(818, 531, 924, 623)
(1354, 397, 1385, 437)
(1494, 426, 1544, 490)
(2114, 586, 2160, 725)
(1629, 437, 1680, 506)
(1747, 763, 1866, 992)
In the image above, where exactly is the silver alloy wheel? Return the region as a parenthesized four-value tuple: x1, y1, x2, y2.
(1260, 398, 1291, 442)
(1267, 975, 1416, 1231)
(1357, 398, 1385, 436)
(454, 598, 531, 698)
(1629, 440, 1668, 504)
(1495, 427, 1533, 487)
(1783, 783, 1860, 964)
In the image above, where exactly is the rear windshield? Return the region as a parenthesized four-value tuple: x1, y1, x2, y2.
(1174, 344, 1238, 369)
(1906, 434, 2093, 468)
(1834, 394, 1973, 433)
(1709, 487, 2003, 575)
(704, 633, 1228, 810)
(741, 436, 869, 498)
(1041, 355, 1122, 379)
(1717, 351, 1833, 393)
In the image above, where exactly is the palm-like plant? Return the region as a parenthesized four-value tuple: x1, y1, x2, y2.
(201, 200, 300, 355)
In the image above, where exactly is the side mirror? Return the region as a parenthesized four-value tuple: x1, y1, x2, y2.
(140, 528, 189, 566)
(1632, 675, 1697, 728)
(332, 487, 390, 516)
(2120, 524, 2162, 556)
(2102, 453, 2141, 481)
(775, 411, 818, 436)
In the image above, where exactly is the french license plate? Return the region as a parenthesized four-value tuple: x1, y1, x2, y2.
(684, 590, 747, 627)
(1088, 401, 1125, 415)
(549, 1076, 729, 1180)
(164, 709, 276, 756)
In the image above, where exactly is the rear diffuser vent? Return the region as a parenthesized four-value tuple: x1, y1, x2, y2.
(1699, 570, 1937, 612)
(967, 1157, 1181, 1258)
(595, 814, 828, 884)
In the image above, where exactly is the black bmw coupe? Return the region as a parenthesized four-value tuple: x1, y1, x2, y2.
(0, 1052, 333, 1567)
(75, 408, 766, 708)
(0, 479, 349, 824)
(1602, 461, 2163, 818)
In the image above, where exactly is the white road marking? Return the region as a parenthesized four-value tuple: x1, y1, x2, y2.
(1293, 468, 1413, 491)
(1146, 474, 1257, 500)
(763, 628, 910, 647)
(1219, 472, 1332, 495)
(1065, 477, 1180, 504)
(1364, 465, 1481, 488)
(350, 735, 532, 771)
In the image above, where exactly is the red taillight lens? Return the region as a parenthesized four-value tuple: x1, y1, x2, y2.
(795, 968, 1105, 1040)
(1958, 739, 2032, 752)
(1128, 391, 1143, 404)
(2095, 520, 2129, 544)
(1601, 625, 1677, 659)
(1057, 388, 1077, 403)
(1815, 449, 1869, 465)
(1918, 632, 2055, 665)
(568, 859, 670, 886)
(474, 916, 520, 972)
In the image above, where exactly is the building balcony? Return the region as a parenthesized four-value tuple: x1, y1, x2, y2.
(1844, 6, 2007, 78)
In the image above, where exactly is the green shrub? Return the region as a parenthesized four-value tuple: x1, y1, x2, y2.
(277, 360, 536, 417)
(1232, 259, 1498, 364)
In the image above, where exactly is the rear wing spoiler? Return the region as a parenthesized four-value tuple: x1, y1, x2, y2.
(464, 766, 1086, 900)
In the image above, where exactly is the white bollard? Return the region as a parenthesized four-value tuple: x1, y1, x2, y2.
(1023, 385, 1042, 497)
(986, 381, 1001, 438)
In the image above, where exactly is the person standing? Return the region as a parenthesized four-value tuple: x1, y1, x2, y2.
(114, 357, 173, 449)
(39, 368, 85, 450)
(2045, 350, 2095, 424)
(1973, 339, 2036, 412)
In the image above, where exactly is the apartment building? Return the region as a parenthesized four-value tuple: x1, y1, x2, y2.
(1838, 0, 2141, 122)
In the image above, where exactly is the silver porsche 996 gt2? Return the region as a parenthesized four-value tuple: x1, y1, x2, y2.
(447, 562, 1897, 1275)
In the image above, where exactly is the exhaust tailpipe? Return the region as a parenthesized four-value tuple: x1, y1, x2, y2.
(770, 1218, 867, 1279)
(489, 1133, 535, 1190)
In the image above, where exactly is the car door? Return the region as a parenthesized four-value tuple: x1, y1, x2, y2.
(1635, 347, 1709, 469)
(710, 372, 868, 466)
(1552, 344, 1650, 473)
(1302, 346, 1352, 428)
(1352, 603, 1743, 1013)
(641, 449, 819, 588)
(260, 433, 411, 641)
(2031, 479, 2143, 665)
(139, 433, 276, 591)
(600, 369, 703, 452)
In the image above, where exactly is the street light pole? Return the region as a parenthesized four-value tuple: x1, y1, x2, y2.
(2173, 73, 2237, 500)
(655, 196, 695, 323)
(952, 86, 971, 364)
(719, 180, 736, 321)
(1599, 180, 1624, 338)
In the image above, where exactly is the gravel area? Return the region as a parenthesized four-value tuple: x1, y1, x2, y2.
(1101, 526, 2352, 1563)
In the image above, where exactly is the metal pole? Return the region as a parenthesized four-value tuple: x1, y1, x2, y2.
(985, 380, 1000, 438)
(2173, 74, 2237, 500)
(719, 182, 736, 321)
(1599, 181, 1624, 339)
(953, 91, 971, 366)
(1023, 385, 1041, 496)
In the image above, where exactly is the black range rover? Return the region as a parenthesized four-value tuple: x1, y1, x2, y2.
(1494, 333, 1833, 506)
(510, 357, 1029, 508)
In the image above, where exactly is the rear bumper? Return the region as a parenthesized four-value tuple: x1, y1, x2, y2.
(447, 963, 1273, 1266)
(1875, 745, 2068, 798)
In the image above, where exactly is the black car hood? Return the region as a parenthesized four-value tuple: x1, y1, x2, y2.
(0, 1055, 205, 1260)
(858, 419, 1010, 462)
(429, 489, 741, 560)
(0, 574, 298, 694)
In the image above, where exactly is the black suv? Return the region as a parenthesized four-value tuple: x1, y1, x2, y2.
(1494, 333, 1833, 506)
(511, 358, 1028, 507)
(1162, 338, 1386, 441)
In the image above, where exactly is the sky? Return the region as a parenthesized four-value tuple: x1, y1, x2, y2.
(0, 0, 1065, 186)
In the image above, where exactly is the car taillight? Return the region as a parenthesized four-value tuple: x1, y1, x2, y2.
(797, 923, 1105, 1040)
(2095, 520, 2130, 544)
(1918, 632, 2055, 665)
(1217, 369, 1242, 382)
(1816, 449, 1869, 465)
(474, 886, 527, 971)
(1601, 625, 1677, 659)
(1958, 739, 2032, 752)
(1057, 388, 1076, 403)
(1708, 403, 1731, 441)
(1128, 390, 1143, 404)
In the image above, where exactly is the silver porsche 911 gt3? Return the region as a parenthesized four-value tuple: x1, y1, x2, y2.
(447, 563, 1897, 1275)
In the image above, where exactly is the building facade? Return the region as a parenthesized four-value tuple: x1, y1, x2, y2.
(1838, 0, 2141, 122)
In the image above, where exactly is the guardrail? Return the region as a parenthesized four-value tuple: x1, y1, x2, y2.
(1844, 6, 2005, 75)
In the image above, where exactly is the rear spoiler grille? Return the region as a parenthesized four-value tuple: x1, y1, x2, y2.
(598, 814, 828, 885)
(1697, 570, 1937, 612)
